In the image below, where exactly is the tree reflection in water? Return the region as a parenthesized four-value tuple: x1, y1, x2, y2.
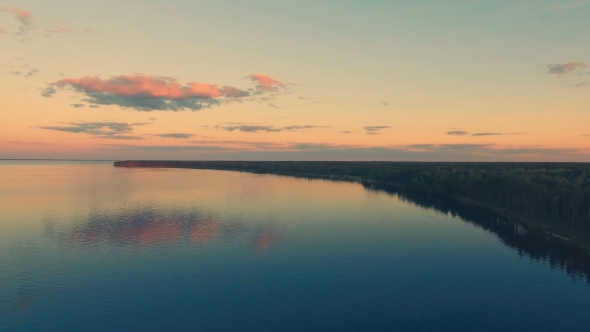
(363, 181, 590, 284)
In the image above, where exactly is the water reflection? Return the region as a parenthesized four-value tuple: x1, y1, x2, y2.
(363, 181, 590, 283)
(45, 206, 276, 252)
(252, 226, 279, 252)
(14, 285, 37, 313)
(191, 220, 219, 244)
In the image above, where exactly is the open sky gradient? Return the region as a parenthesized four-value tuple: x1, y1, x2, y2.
(1, 0, 589, 161)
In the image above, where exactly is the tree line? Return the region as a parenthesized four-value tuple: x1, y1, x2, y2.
(114, 161, 590, 230)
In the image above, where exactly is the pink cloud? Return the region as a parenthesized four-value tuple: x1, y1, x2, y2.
(12, 9, 32, 25)
(246, 74, 284, 91)
(48, 75, 250, 111)
(547, 62, 587, 77)
(2, 7, 32, 26)
(0, 7, 80, 36)
(0, 6, 34, 32)
(52, 75, 226, 99)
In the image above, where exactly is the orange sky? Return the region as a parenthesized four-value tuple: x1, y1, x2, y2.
(1, 0, 589, 161)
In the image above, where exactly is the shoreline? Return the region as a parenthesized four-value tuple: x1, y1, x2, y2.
(113, 160, 590, 253)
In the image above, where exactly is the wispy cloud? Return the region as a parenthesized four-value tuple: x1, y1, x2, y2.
(447, 130, 470, 136)
(572, 82, 588, 87)
(44, 19, 70, 34)
(547, 62, 587, 77)
(364, 126, 391, 134)
(246, 74, 284, 92)
(447, 130, 522, 137)
(39, 121, 149, 140)
(153, 133, 194, 139)
(219, 124, 325, 133)
(41, 86, 56, 98)
(472, 132, 503, 136)
(24, 68, 38, 77)
(9, 67, 38, 77)
(0, 6, 33, 35)
(95, 142, 587, 162)
(0, 6, 80, 37)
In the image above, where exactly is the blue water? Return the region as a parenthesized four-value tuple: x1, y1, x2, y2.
(1, 161, 589, 331)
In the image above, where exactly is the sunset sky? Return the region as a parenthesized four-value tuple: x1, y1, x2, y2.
(1, 0, 589, 161)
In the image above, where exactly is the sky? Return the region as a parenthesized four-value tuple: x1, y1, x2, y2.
(0, 0, 589, 161)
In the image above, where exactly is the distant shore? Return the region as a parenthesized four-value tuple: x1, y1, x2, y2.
(114, 160, 590, 252)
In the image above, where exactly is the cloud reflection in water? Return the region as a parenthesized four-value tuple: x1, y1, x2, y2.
(252, 227, 279, 252)
(46, 205, 279, 252)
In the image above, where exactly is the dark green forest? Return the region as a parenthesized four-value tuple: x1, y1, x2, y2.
(114, 161, 590, 240)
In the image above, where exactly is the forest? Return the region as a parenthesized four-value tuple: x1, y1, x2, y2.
(114, 161, 590, 240)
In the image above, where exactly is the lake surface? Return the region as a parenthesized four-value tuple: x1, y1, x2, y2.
(1, 161, 589, 331)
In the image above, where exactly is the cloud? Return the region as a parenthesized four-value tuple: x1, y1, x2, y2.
(0, 7, 76, 37)
(268, 103, 280, 109)
(472, 132, 503, 136)
(364, 126, 391, 134)
(24, 68, 38, 77)
(39, 121, 148, 140)
(405, 143, 492, 151)
(45, 19, 70, 34)
(10, 70, 21, 75)
(341, 131, 353, 134)
(153, 133, 194, 139)
(219, 124, 325, 133)
(572, 82, 588, 87)
(106, 135, 144, 140)
(547, 62, 587, 77)
(41, 86, 56, 98)
(282, 125, 323, 131)
(473, 132, 522, 137)
(221, 86, 250, 98)
(46, 75, 250, 111)
(221, 125, 281, 133)
(94, 142, 587, 162)
(447, 130, 522, 137)
(188, 140, 288, 149)
(0, 6, 34, 34)
(447, 130, 470, 136)
(246, 74, 284, 92)
(70, 104, 85, 108)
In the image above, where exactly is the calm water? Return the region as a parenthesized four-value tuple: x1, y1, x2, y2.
(1, 161, 590, 331)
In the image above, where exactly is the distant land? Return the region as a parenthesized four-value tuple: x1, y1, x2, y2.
(114, 161, 590, 251)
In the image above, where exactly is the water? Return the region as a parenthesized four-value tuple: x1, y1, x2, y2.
(1, 161, 589, 331)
